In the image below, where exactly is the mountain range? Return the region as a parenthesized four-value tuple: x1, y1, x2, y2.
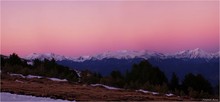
(24, 48, 219, 86)
(25, 48, 219, 62)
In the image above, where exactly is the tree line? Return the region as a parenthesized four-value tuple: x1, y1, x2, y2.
(79, 60, 217, 99)
(1, 53, 78, 82)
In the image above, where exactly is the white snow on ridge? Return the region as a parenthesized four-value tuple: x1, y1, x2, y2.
(25, 53, 70, 61)
(93, 50, 166, 60)
(72, 56, 92, 62)
(213, 51, 220, 58)
(0, 92, 74, 102)
(170, 48, 214, 59)
(24, 48, 220, 62)
(91, 84, 121, 90)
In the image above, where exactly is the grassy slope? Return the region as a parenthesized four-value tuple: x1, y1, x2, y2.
(0, 73, 196, 101)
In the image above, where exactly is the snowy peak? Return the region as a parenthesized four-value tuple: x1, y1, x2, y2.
(171, 48, 216, 59)
(72, 56, 92, 62)
(95, 48, 217, 60)
(93, 50, 166, 60)
(94, 50, 144, 59)
(213, 51, 220, 58)
(25, 53, 69, 61)
(189, 48, 210, 58)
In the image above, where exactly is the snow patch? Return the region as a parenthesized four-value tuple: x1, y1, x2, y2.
(136, 89, 160, 95)
(27, 61, 33, 65)
(91, 84, 121, 90)
(9, 73, 67, 82)
(48, 78, 67, 82)
(152, 92, 159, 95)
(0, 92, 74, 102)
(10, 73, 25, 78)
(26, 75, 43, 79)
(136, 89, 150, 94)
(165, 93, 174, 97)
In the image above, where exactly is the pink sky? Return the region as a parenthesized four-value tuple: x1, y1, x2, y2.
(1, 1, 219, 57)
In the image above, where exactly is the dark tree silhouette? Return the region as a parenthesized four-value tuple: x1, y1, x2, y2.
(182, 73, 212, 97)
(125, 60, 168, 89)
(8, 53, 23, 66)
(170, 72, 180, 91)
(2, 53, 79, 82)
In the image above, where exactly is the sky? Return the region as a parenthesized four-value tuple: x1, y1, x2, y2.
(1, 0, 219, 57)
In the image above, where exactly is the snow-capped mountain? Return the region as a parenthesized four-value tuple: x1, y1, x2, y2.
(213, 51, 220, 58)
(24, 48, 219, 62)
(93, 50, 166, 60)
(72, 56, 92, 62)
(25, 53, 70, 61)
(168, 48, 217, 59)
(24, 50, 167, 62)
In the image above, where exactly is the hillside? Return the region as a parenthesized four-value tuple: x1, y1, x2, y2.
(1, 73, 196, 101)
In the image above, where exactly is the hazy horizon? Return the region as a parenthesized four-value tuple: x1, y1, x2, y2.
(1, 1, 219, 57)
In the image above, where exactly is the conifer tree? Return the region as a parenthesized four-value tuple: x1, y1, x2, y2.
(170, 72, 179, 91)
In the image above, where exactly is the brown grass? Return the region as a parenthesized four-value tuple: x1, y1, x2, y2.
(1, 74, 194, 101)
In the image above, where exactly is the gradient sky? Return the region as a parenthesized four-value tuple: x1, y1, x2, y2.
(1, 1, 219, 57)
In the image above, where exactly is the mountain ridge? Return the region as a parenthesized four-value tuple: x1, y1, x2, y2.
(24, 48, 220, 62)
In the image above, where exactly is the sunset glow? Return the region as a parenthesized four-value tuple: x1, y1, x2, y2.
(1, 1, 219, 57)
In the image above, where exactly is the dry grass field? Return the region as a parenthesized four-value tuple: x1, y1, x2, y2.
(1, 73, 196, 101)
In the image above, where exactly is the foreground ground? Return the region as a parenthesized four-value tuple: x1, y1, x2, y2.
(1, 73, 198, 101)
(0, 92, 73, 102)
